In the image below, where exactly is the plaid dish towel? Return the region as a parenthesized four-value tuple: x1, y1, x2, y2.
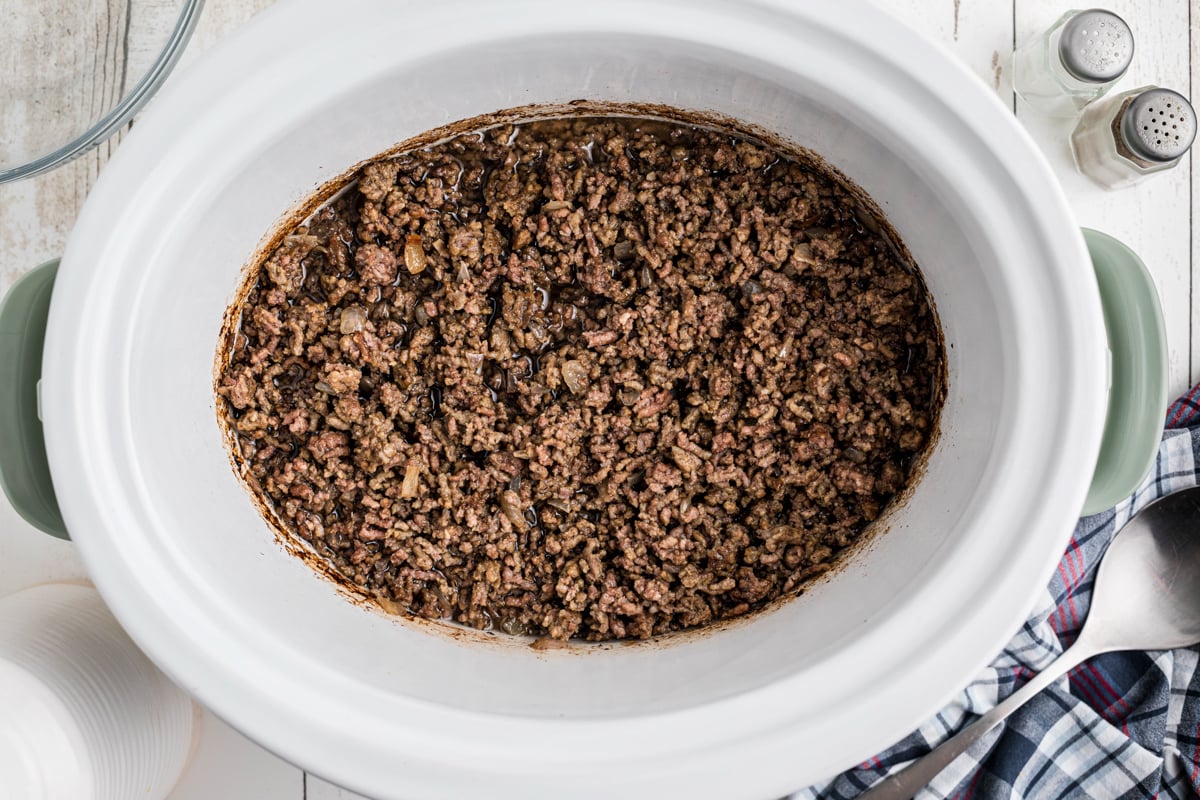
(793, 384, 1200, 800)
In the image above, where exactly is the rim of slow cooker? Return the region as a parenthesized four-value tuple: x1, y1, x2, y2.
(43, 0, 1106, 797)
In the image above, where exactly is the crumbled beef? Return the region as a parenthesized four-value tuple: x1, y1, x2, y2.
(355, 244, 398, 286)
(218, 115, 944, 641)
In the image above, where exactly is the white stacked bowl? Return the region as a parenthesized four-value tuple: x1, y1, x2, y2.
(0, 584, 195, 800)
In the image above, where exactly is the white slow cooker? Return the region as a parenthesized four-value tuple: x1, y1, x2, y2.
(1, 0, 1169, 797)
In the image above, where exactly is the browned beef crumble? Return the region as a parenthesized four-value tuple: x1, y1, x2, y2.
(217, 116, 943, 641)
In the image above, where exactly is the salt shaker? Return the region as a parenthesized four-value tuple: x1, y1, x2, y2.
(1070, 87, 1196, 189)
(1013, 9, 1133, 117)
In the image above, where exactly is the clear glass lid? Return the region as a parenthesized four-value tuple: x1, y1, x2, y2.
(0, 0, 205, 183)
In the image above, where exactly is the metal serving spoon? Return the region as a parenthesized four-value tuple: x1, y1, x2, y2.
(859, 486, 1200, 800)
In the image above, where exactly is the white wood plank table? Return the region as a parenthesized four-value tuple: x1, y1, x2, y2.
(0, 1, 1193, 797)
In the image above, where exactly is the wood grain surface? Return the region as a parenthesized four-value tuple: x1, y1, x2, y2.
(0, 1, 1193, 797)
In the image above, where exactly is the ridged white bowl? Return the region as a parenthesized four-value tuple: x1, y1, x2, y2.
(0, 585, 194, 800)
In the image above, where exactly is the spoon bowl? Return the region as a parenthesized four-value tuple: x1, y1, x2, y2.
(1083, 486, 1200, 652)
(861, 484, 1200, 799)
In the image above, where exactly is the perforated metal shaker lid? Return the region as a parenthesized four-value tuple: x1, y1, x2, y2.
(1058, 9, 1133, 83)
(1119, 89, 1197, 162)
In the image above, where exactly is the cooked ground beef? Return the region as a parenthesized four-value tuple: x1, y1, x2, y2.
(217, 115, 944, 641)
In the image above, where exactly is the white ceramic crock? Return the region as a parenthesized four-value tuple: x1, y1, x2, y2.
(16, 0, 1163, 797)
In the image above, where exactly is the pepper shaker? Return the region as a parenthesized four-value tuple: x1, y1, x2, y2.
(1071, 87, 1196, 188)
(1013, 9, 1133, 117)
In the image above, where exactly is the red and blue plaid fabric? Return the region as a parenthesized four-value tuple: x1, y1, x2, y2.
(793, 386, 1200, 800)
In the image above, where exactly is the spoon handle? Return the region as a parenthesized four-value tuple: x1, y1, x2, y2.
(857, 640, 1100, 800)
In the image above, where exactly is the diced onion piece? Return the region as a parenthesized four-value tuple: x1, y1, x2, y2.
(404, 234, 427, 274)
(792, 243, 818, 266)
(401, 461, 421, 498)
(340, 306, 367, 334)
(375, 596, 404, 615)
(560, 360, 589, 394)
(855, 201, 881, 234)
(499, 490, 526, 528)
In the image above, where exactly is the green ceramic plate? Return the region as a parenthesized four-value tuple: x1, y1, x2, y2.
(1082, 228, 1169, 516)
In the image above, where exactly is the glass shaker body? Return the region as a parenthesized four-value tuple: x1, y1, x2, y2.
(1071, 87, 1196, 189)
(1014, 10, 1133, 117)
